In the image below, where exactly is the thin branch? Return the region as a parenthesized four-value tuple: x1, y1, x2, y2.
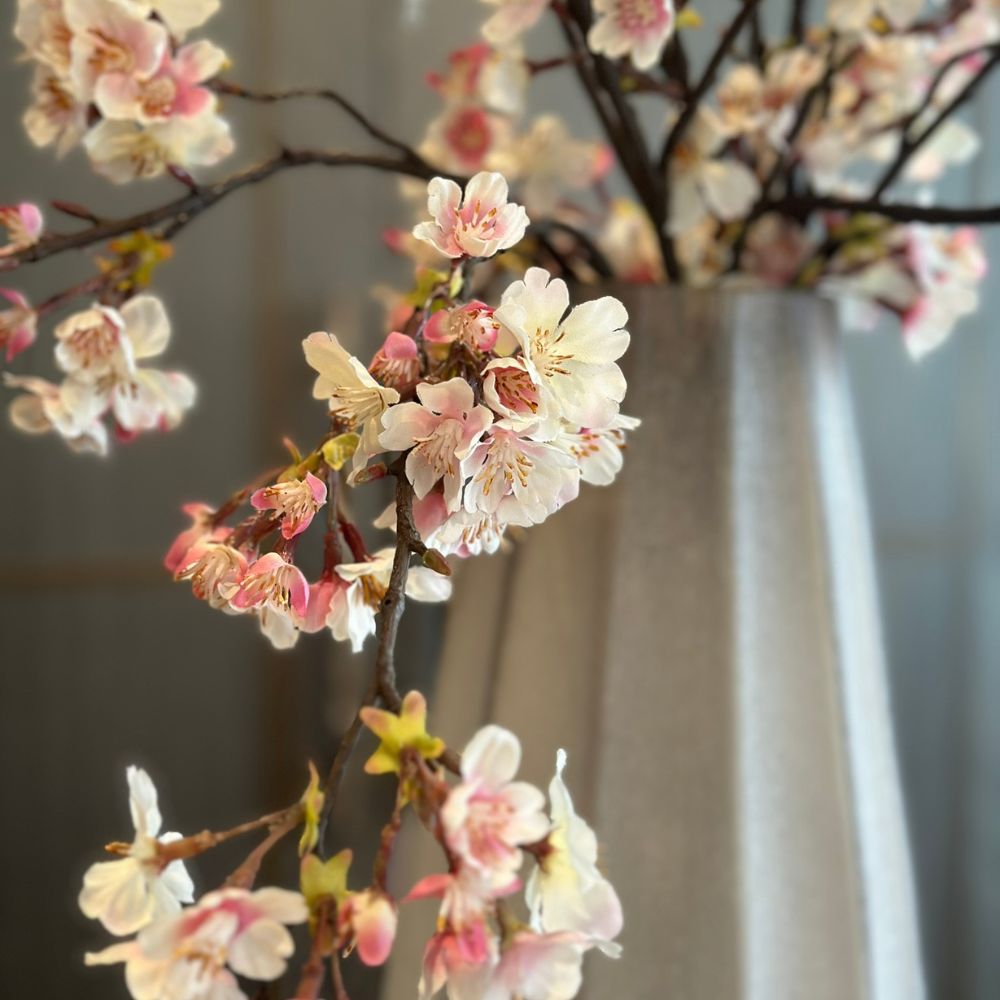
(0, 149, 454, 272)
(293, 899, 335, 1000)
(728, 41, 851, 268)
(535, 218, 614, 279)
(790, 0, 808, 43)
(659, 0, 764, 174)
(224, 807, 304, 890)
(551, 1, 680, 278)
(872, 44, 1000, 198)
(374, 473, 425, 710)
(316, 677, 379, 856)
(161, 806, 300, 863)
(212, 80, 426, 164)
(330, 951, 351, 1000)
(658, 0, 764, 276)
(767, 193, 1000, 225)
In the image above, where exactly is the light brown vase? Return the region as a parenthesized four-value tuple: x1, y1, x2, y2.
(382, 287, 925, 1000)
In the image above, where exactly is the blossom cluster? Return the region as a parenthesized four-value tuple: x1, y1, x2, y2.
(80, 766, 310, 999)
(411, 35, 612, 219)
(167, 172, 636, 651)
(454, 0, 998, 357)
(14, 0, 232, 182)
(80, 703, 622, 1000)
(401, 718, 622, 1000)
(5, 293, 195, 455)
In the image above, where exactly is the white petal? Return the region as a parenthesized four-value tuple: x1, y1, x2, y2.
(121, 296, 171, 360)
(462, 725, 521, 787)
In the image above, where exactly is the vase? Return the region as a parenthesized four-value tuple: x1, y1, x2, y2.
(381, 287, 926, 1000)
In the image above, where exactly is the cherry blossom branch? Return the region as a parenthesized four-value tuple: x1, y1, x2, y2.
(211, 80, 430, 165)
(0, 149, 456, 272)
(872, 44, 1000, 198)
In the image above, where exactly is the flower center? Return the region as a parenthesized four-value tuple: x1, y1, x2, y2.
(445, 108, 492, 166)
(530, 327, 572, 380)
(617, 0, 669, 31)
(493, 366, 539, 415)
(415, 419, 464, 478)
(87, 29, 135, 77)
(262, 481, 318, 523)
(65, 318, 119, 369)
(474, 435, 532, 497)
(139, 77, 178, 119)
(329, 387, 386, 427)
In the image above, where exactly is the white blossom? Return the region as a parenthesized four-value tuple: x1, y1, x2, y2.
(79, 766, 194, 936)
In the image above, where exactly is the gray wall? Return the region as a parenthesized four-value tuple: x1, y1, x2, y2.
(0, 2, 997, 998)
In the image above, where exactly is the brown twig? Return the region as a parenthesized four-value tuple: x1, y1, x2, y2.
(331, 951, 351, 1000)
(768, 193, 1000, 226)
(658, 0, 765, 276)
(0, 149, 456, 273)
(292, 898, 335, 1000)
(316, 677, 379, 856)
(160, 806, 300, 863)
(374, 472, 426, 709)
(212, 80, 428, 165)
(871, 44, 1000, 198)
(659, 0, 764, 176)
(224, 807, 305, 890)
(551, 1, 679, 278)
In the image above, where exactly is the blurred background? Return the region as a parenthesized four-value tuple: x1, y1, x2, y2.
(0, 2, 997, 998)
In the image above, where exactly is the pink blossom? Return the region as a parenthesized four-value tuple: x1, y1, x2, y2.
(163, 502, 216, 573)
(482, 357, 551, 432)
(369, 331, 421, 393)
(0, 289, 38, 361)
(480, 0, 549, 46)
(476, 929, 610, 1000)
(301, 576, 349, 634)
(442, 725, 549, 882)
(95, 40, 228, 125)
(380, 378, 494, 510)
(413, 172, 529, 260)
(86, 886, 308, 998)
(337, 890, 398, 967)
(174, 540, 248, 609)
(65, 0, 170, 103)
(556, 414, 641, 487)
(250, 472, 327, 540)
(424, 301, 501, 353)
(230, 553, 309, 620)
(427, 44, 492, 101)
(427, 104, 501, 174)
(588, 0, 676, 71)
(0, 203, 43, 255)
(408, 870, 509, 1000)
